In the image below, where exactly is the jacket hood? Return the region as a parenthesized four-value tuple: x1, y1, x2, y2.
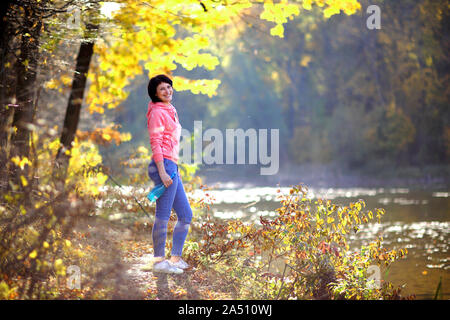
(146, 101, 177, 120)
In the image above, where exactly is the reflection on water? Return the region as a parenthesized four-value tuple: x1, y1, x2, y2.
(189, 186, 450, 299)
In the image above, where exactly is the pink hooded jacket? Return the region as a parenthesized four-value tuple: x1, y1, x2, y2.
(146, 101, 182, 163)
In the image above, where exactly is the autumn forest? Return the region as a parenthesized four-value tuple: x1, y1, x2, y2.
(0, 0, 448, 302)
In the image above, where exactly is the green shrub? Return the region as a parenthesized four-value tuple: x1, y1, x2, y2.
(190, 184, 412, 300)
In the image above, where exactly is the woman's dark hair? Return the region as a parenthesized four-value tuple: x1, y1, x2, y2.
(148, 74, 173, 102)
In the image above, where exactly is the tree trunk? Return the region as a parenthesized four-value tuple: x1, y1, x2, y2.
(0, 0, 13, 42)
(55, 30, 97, 183)
(0, 0, 16, 190)
(9, 4, 42, 190)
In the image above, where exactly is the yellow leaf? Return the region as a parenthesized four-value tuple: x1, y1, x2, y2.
(11, 156, 31, 169)
(270, 24, 284, 38)
(324, 7, 340, 18)
(54, 259, 63, 267)
(29, 250, 37, 259)
(120, 132, 132, 142)
(303, 0, 312, 10)
(300, 55, 312, 67)
(137, 146, 148, 154)
(60, 74, 73, 86)
(20, 175, 28, 187)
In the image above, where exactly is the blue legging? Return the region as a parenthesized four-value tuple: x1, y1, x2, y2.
(148, 158, 193, 257)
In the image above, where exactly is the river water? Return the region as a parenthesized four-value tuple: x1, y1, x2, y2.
(190, 184, 449, 299)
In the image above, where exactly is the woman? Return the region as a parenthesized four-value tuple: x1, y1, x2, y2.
(146, 74, 193, 274)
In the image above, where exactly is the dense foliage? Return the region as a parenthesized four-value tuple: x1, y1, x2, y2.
(114, 0, 449, 174)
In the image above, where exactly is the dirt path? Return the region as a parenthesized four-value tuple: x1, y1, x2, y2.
(120, 239, 235, 300)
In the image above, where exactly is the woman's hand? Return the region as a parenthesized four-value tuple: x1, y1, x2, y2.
(160, 171, 173, 188)
(155, 160, 173, 187)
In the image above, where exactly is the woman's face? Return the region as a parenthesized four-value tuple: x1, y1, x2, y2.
(156, 82, 173, 104)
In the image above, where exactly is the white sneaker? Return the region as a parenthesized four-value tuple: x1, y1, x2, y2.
(153, 260, 183, 274)
(170, 258, 189, 270)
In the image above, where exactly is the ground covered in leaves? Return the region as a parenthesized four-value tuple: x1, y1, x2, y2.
(69, 216, 235, 300)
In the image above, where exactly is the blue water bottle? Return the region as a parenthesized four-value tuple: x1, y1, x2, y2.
(147, 171, 177, 202)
